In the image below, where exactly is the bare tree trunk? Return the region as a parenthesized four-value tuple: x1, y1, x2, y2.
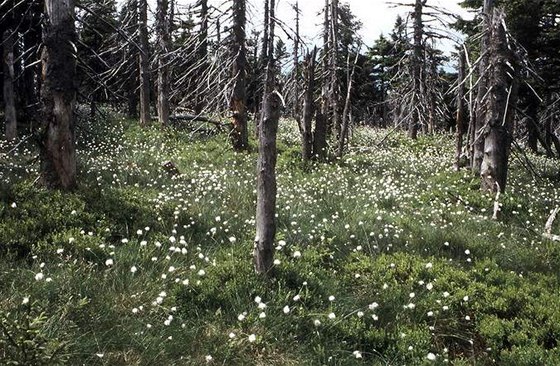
(230, 0, 248, 150)
(480, 8, 519, 193)
(156, 0, 171, 126)
(315, 0, 330, 161)
(330, 0, 340, 138)
(293, 1, 300, 123)
(455, 47, 467, 170)
(302, 47, 317, 162)
(408, 0, 425, 139)
(3, 30, 17, 141)
(195, 0, 208, 115)
(473, 0, 494, 174)
(40, 0, 77, 190)
(139, 0, 150, 127)
(337, 50, 359, 158)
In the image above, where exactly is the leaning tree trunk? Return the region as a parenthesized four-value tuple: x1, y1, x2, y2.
(473, 0, 494, 175)
(337, 50, 359, 158)
(40, 0, 77, 190)
(480, 9, 519, 193)
(139, 0, 150, 127)
(3, 29, 17, 141)
(301, 47, 317, 161)
(408, 0, 424, 139)
(455, 47, 467, 170)
(156, 0, 171, 125)
(229, 0, 249, 150)
(195, 0, 208, 115)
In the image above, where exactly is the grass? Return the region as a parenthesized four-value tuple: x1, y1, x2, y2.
(1, 112, 560, 365)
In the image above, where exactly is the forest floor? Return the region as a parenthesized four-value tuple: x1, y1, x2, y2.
(1, 113, 560, 365)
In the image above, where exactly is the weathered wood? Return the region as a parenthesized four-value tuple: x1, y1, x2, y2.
(301, 47, 317, 161)
(156, 0, 172, 126)
(40, 0, 77, 190)
(408, 0, 425, 140)
(229, 0, 248, 150)
(3, 30, 17, 141)
(337, 50, 360, 158)
(480, 8, 519, 193)
(455, 47, 467, 170)
(543, 207, 560, 241)
(254, 91, 281, 275)
(139, 0, 151, 127)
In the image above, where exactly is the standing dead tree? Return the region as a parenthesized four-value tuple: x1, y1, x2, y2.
(230, 0, 249, 150)
(254, 1, 280, 275)
(455, 46, 468, 170)
(479, 8, 520, 193)
(40, 0, 78, 190)
(301, 47, 317, 162)
(138, 0, 151, 127)
(156, 0, 173, 126)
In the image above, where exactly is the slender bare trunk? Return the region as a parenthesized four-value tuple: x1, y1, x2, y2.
(230, 0, 248, 150)
(40, 0, 77, 190)
(195, 0, 208, 115)
(156, 0, 171, 126)
(139, 0, 150, 126)
(3, 30, 17, 141)
(315, 0, 330, 160)
(455, 47, 467, 170)
(330, 0, 339, 138)
(408, 0, 424, 139)
(293, 1, 300, 123)
(337, 50, 359, 158)
(302, 47, 317, 161)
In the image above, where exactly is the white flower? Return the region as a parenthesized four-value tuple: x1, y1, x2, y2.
(10, 202, 16, 208)
(293, 250, 301, 258)
(357, 311, 364, 318)
(168, 266, 176, 272)
(35, 272, 44, 281)
(283, 305, 290, 314)
(56, 248, 64, 254)
(248, 334, 256, 342)
(254, 296, 262, 304)
(427, 352, 437, 361)
(22, 296, 29, 305)
(369, 302, 379, 310)
(228, 332, 236, 339)
(328, 312, 336, 319)
(425, 262, 433, 268)
(237, 313, 245, 321)
(130, 266, 137, 273)
(259, 312, 266, 319)
(198, 269, 206, 276)
(273, 259, 281, 265)
(426, 283, 433, 290)
(463, 295, 469, 302)
(313, 319, 321, 326)
(352, 350, 362, 359)
(427, 311, 434, 317)
(136, 229, 143, 235)
(328, 295, 335, 302)
(409, 292, 415, 298)
(96, 353, 104, 358)
(465, 315, 471, 321)
(293, 294, 301, 301)
(105, 258, 114, 266)
(205, 355, 213, 363)
(228, 236, 236, 243)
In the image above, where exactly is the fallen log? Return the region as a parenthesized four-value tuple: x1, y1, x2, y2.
(543, 207, 560, 241)
(159, 114, 231, 130)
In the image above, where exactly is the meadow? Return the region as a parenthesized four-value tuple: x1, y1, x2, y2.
(1, 113, 560, 365)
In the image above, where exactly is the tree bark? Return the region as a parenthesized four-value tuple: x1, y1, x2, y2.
(337, 50, 359, 158)
(156, 0, 171, 126)
(195, 0, 208, 115)
(230, 0, 248, 150)
(473, 0, 494, 174)
(408, 0, 424, 139)
(254, 92, 281, 275)
(138, 0, 150, 127)
(3, 30, 17, 141)
(480, 8, 519, 193)
(293, 1, 300, 123)
(40, 0, 77, 190)
(330, 0, 340, 139)
(455, 47, 467, 170)
(315, 0, 330, 161)
(302, 47, 317, 161)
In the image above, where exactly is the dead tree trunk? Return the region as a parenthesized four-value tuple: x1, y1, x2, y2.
(315, 0, 330, 161)
(473, 0, 494, 175)
(40, 0, 77, 190)
(293, 1, 300, 123)
(480, 9, 519, 193)
(302, 47, 317, 161)
(156, 0, 171, 126)
(330, 0, 340, 139)
(455, 47, 467, 170)
(139, 0, 150, 127)
(337, 50, 359, 158)
(408, 0, 425, 139)
(229, 0, 248, 150)
(195, 0, 208, 115)
(3, 29, 17, 141)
